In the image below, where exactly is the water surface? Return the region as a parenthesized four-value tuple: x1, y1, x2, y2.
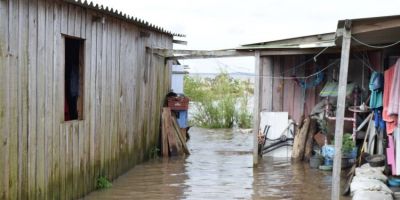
(83, 127, 350, 200)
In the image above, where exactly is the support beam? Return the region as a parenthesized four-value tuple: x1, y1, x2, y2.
(331, 20, 352, 200)
(253, 51, 261, 165)
(148, 47, 255, 59)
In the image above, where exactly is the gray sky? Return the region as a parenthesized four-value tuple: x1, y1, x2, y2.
(92, 0, 400, 73)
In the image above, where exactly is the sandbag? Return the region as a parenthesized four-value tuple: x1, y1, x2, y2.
(355, 164, 387, 182)
(350, 178, 392, 195)
(352, 190, 393, 200)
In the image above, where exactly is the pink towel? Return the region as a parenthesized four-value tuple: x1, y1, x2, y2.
(383, 65, 398, 134)
(388, 59, 400, 124)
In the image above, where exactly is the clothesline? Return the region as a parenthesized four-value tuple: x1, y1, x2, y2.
(239, 60, 340, 80)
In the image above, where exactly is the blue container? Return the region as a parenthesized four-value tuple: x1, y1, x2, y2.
(324, 157, 333, 166)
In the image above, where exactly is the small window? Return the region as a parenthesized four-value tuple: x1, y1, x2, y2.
(64, 37, 84, 121)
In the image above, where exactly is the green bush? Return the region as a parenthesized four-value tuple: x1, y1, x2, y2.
(184, 72, 253, 129)
(96, 176, 112, 189)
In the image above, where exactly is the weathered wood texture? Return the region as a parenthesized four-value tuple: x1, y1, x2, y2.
(291, 117, 311, 161)
(0, 0, 173, 199)
(304, 119, 317, 161)
(260, 55, 321, 124)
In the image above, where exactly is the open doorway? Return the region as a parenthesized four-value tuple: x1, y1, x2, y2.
(64, 37, 84, 121)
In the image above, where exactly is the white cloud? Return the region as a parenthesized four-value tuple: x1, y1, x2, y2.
(91, 0, 400, 73)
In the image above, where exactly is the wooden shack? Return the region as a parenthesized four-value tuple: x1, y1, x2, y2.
(0, 0, 183, 199)
(238, 15, 400, 198)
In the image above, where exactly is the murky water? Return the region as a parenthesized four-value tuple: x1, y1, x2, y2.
(83, 127, 350, 200)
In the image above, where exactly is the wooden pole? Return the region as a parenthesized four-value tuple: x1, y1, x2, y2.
(253, 51, 261, 165)
(331, 20, 352, 200)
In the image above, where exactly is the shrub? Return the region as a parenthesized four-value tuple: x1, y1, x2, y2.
(96, 176, 112, 189)
(184, 72, 253, 129)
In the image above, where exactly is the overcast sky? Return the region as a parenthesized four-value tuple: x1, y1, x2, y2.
(92, 0, 400, 73)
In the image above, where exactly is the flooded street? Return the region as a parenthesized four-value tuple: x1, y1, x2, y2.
(83, 127, 350, 200)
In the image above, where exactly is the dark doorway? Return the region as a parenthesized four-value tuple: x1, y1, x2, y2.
(65, 37, 84, 121)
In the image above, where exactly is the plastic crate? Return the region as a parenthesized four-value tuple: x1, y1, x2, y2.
(167, 96, 189, 111)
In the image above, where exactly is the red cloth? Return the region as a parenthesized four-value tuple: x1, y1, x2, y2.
(383, 65, 398, 134)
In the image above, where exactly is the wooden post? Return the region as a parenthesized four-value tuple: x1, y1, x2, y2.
(331, 20, 352, 200)
(253, 51, 261, 165)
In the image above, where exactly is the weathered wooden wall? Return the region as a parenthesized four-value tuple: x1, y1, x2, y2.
(259, 55, 321, 124)
(0, 0, 173, 199)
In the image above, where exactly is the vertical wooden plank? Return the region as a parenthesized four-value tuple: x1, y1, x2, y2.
(272, 56, 283, 111)
(131, 29, 140, 167)
(78, 122, 85, 198)
(65, 124, 72, 200)
(59, 125, 66, 200)
(17, 0, 29, 199)
(104, 18, 112, 179)
(67, 3, 74, 36)
(7, 0, 19, 199)
(82, 8, 91, 195)
(88, 10, 97, 191)
(261, 56, 273, 111)
(332, 22, 352, 200)
(94, 17, 103, 180)
(52, 1, 61, 199)
(117, 22, 126, 175)
(72, 122, 79, 199)
(252, 51, 261, 165)
(44, 1, 54, 199)
(36, 0, 46, 198)
(100, 16, 107, 177)
(109, 17, 116, 180)
(27, 0, 38, 199)
(114, 19, 121, 177)
(74, 5, 81, 38)
(0, 0, 9, 199)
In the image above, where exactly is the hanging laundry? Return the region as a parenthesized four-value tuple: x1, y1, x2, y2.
(369, 71, 384, 109)
(388, 59, 400, 119)
(373, 108, 385, 131)
(383, 65, 398, 134)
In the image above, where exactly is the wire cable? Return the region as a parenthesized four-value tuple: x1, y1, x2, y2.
(351, 36, 400, 49)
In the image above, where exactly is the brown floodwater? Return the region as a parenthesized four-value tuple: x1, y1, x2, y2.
(82, 127, 350, 200)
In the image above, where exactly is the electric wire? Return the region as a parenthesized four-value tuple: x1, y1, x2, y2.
(351, 36, 400, 49)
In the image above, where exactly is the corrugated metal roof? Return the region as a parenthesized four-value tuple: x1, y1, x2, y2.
(65, 0, 185, 37)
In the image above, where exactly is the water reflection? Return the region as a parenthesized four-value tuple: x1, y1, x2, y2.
(82, 127, 350, 200)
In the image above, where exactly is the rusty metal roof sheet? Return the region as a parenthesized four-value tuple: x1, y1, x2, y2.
(64, 0, 185, 37)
